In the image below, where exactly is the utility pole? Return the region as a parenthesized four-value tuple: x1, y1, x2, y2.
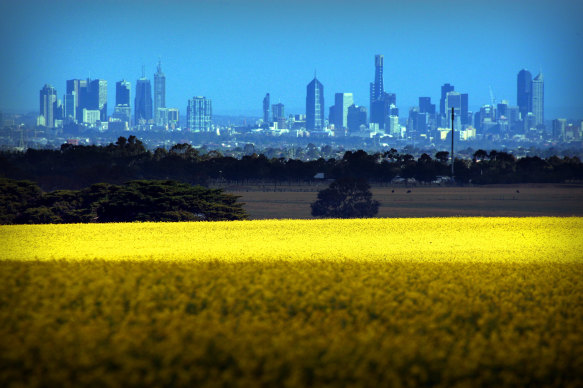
(451, 107, 455, 181)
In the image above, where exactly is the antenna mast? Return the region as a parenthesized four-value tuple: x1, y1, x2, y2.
(451, 107, 455, 181)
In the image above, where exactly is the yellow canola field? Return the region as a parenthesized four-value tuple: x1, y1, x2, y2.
(1, 217, 582, 387)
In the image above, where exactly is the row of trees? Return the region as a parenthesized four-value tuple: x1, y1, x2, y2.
(1, 136, 582, 190)
(0, 178, 247, 224)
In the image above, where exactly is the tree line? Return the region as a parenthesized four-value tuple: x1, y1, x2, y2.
(0, 178, 247, 224)
(1, 136, 582, 191)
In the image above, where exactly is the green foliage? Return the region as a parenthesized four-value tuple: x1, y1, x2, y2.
(0, 179, 247, 224)
(311, 177, 380, 218)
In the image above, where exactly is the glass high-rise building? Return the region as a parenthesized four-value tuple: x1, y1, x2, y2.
(263, 93, 270, 124)
(370, 55, 385, 126)
(306, 76, 324, 130)
(517, 69, 532, 120)
(135, 76, 153, 125)
(89, 79, 107, 121)
(439, 83, 454, 117)
(116, 80, 131, 106)
(532, 72, 544, 127)
(40, 84, 57, 128)
(333, 93, 354, 129)
(187, 96, 212, 131)
(154, 61, 166, 126)
(66, 79, 89, 122)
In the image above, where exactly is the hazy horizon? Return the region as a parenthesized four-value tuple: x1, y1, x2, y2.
(1, 0, 582, 120)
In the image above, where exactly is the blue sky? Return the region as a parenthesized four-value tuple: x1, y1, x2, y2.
(1, 0, 582, 119)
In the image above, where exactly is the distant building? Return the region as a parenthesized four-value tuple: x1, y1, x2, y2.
(88, 79, 107, 122)
(272, 103, 286, 129)
(419, 97, 435, 115)
(66, 79, 89, 122)
(135, 75, 153, 125)
(39, 84, 57, 128)
(445, 91, 462, 130)
(552, 118, 566, 141)
(461, 93, 469, 126)
(387, 114, 400, 137)
(517, 69, 532, 120)
(532, 72, 544, 127)
(306, 76, 324, 130)
(333, 93, 354, 129)
(82, 109, 100, 125)
(63, 91, 76, 121)
(439, 83, 454, 117)
(263, 93, 270, 124)
(157, 107, 179, 129)
(347, 104, 367, 134)
(187, 96, 212, 131)
(370, 55, 388, 127)
(114, 80, 131, 124)
(154, 61, 166, 126)
(116, 80, 131, 106)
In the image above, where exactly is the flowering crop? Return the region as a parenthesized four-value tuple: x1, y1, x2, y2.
(0, 217, 582, 387)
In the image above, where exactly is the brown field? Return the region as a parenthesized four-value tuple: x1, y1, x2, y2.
(219, 183, 583, 219)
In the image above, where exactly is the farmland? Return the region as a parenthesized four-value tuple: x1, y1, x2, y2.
(225, 183, 583, 219)
(1, 218, 582, 387)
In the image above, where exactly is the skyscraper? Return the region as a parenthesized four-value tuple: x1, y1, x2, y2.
(39, 84, 57, 128)
(263, 93, 270, 124)
(446, 91, 462, 130)
(272, 103, 285, 129)
(116, 80, 131, 106)
(114, 80, 131, 124)
(370, 55, 385, 126)
(187, 96, 212, 131)
(461, 93, 469, 126)
(517, 69, 533, 120)
(333, 93, 354, 129)
(135, 74, 153, 125)
(347, 104, 367, 134)
(89, 79, 107, 121)
(532, 72, 544, 127)
(306, 76, 324, 130)
(154, 61, 166, 126)
(439, 83, 454, 117)
(66, 79, 89, 122)
(419, 97, 435, 115)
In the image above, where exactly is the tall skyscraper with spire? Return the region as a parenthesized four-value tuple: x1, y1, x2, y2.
(517, 69, 532, 120)
(135, 67, 152, 125)
(370, 55, 385, 126)
(306, 75, 324, 131)
(263, 93, 270, 124)
(154, 61, 166, 126)
(532, 72, 544, 127)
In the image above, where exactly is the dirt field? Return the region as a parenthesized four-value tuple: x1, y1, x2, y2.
(222, 183, 583, 219)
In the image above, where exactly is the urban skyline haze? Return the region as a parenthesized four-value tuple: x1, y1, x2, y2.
(1, 0, 582, 119)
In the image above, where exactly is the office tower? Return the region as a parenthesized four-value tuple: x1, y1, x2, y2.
(419, 97, 435, 115)
(113, 80, 131, 124)
(552, 118, 566, 141)
(388, 114, 400, 137)
(517, 69, 533, 120)
(157, 107, 179, 128)
(88, 79, 107, 121)
(461, 93, 469, 125)
(532, 72, 544, 127)
(39, 84, 57, 128)
(116, 80, 131, 106)
(306, 76, 324, 130)
(135, 74, 153, 125)
(186, 96, 212, 131)
(63, 92, 76, 120)
(67, 79, 89, 122)
(440, 83, 454, 117)
(272, 103, 285, 121)
(446, 91, 461, 130)
(154, 61, 166, 126)
(333, 93, 354, 129)
(347, 104, 367, 133)
(263, 93, 270, 124)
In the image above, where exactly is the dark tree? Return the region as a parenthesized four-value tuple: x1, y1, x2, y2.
(311, 177, 380, 218)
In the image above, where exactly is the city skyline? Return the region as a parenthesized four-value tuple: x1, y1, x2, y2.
(0, 0, 582, 119)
